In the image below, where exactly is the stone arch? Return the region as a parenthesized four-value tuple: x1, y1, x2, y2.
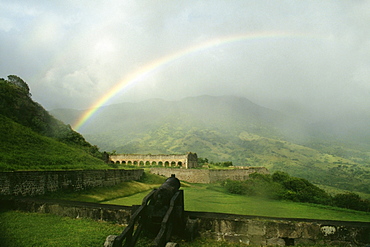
(109, 153, 198, 169)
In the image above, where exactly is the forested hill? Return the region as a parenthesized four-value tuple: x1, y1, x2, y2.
(0, 76, 108, 171)
(52, 95, 370, 194)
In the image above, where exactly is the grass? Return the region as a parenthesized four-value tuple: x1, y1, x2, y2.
(104, 183, 370, 222)
(0, 208, 359, 247)
(40, 181, 161, 203)
(0, 115, 111, 171)
(38, 173, 185, 203)
(0, 210, 123, 247)
(38, 172, 370, 222)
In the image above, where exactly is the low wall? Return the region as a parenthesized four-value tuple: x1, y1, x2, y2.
(0, 169, 143, 196)
(1, 198, 369, 246)
(150, 167, 269, 183)
(189, 211, 370, 246)
(0, 197, 132, 224)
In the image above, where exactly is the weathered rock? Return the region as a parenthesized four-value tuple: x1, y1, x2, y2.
(165, 242, 179, 247)
(103, 235, 117, 247)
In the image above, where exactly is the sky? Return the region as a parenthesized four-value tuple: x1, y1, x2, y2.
(1, 0, 369, 121)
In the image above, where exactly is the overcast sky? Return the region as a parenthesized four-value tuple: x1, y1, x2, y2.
(1, 0, 369, 120)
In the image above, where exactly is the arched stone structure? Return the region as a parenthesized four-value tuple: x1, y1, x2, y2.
(109, 152, 198, 169)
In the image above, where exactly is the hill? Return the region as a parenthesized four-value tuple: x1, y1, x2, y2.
(0, 76, 110, 171)
(52, 95, 370, 194)
(0, 115, 110, 171)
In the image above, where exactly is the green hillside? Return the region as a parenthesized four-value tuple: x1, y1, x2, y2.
(0, 76, 110, 171)
(100, 125, 370, 193)
(52, 96, 370, 194)
(0, 115, 110, 171)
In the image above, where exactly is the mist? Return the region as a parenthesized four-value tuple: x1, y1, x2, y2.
(1, 0, 369, 126)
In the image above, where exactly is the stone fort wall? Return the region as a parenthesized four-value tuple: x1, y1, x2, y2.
(110, 152, 198, 169)
(150, 167, 269, 183)
(0, 169, 143, 196)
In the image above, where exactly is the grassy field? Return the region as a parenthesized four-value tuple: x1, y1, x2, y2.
(0, 210, 123, 247)
(0, 210, 251, 247)
(104, 183, 370, 222)
(4, 175, 370, 246)
(37, 172, 370, 222)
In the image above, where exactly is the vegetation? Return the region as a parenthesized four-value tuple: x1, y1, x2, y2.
(1, 209, 357, 246)
(0, 210, 123, 247)
(37, 172, 193, 203)
(53, 96, 370, 195)
(0, 76, 103, 160)
(198, 157, 233, 168)
(3, 172, 370, 246)
(104, 183, 370, 222)
(39, 179, 163, 203)
(222, 172, 370, 212)
(0, 114, 111, 171)
(0, 76, 112, 171)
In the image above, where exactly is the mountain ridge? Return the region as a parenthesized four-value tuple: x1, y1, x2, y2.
(51, 95, 370, 194)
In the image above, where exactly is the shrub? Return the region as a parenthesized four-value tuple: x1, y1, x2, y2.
(333, 192, 370, 212)
(223, 171, 332, 205)
(222, 179, 246, 195)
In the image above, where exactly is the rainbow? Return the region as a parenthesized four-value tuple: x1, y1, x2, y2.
(73, 31, 318, 131)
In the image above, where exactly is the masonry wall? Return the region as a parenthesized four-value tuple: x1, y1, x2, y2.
(150, 167, 269, 183)
(110, 152, 198, 169)
(0, 169, 143, 196)
(189, 211, 370, 246)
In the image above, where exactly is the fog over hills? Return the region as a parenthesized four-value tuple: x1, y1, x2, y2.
(51, 95, 370, 150)
(51, 95, 370, 193)
(52, 95, 311, 145)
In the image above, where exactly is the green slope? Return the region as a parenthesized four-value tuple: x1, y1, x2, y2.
(0, 76, 110, 171)
(0, 77, 102, 159)
(0, 114, 110, 171)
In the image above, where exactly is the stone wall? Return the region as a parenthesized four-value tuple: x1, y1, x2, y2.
(1, 198, 369, 246)
(189, 211, 370, 246)
(0, 197, 133, 224)
(150, 167, 269, 183)
(110, 152, 198, 169)
(0, 169, 143, 196)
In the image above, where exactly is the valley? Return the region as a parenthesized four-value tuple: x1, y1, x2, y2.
(51, 95, 370, 194)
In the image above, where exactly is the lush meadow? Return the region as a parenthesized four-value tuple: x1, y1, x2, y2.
(1, 209, 352, 247)
(104, 183, 370, 222)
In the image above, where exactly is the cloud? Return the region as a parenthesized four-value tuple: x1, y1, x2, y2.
(0, 0, 369, 122)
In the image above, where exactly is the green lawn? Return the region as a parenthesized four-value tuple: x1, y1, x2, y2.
(0, 210, 123, 247)
(104, 184, 370, 222)
(0, 210, 249, 247)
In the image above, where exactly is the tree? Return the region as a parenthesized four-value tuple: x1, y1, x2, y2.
(333, 192, 370, 211)
(7, 75, 31, 96)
